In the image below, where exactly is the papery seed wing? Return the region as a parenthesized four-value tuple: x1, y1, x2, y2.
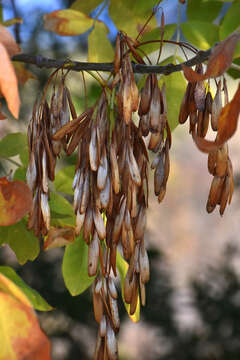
(40, 192, 50, 230)
(93, 207, 106, 240)
(127, 146, 141, 186)
(139, 243, 150, 283)
(89, 124, 98, 171)
(88, 231, 100, 277)
(106, 321, 118, 360)
(97, 147, 108, 191)
(211, 80, 222, 131)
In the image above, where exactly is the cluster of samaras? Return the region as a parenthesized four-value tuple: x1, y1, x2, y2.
(179, 66, 234, 215)
(26, 30, 240, 359)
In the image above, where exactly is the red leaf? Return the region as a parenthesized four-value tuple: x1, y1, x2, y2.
(206, 33, 240, 79)
(0, 177, 32, 226)
(216, 83, 240, 145)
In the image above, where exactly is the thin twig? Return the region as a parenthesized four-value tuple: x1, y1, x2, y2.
(10, 0, 21, 44)
(11, 48, 212, 75)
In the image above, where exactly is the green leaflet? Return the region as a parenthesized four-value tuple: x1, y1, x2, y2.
(140, 24, 177, 55)
(0, 219, 40, 265)
(181, 21, 219, 50)
(0, 133, 27, 160)
(158, 56, 187, 132)
(62, 233, 96, 296)
(49, 191, 75, 227)
(54, 165, 75, 195)
(187, 0, 222, 22)
(88, 21, 114, 63)
(0, 266, 52, 311)
(71, 0, 101, 15)
(116, 251, 140, 323)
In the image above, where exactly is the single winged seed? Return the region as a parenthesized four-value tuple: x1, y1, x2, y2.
(151, 151, 162, 170)
(109, 295, 120, 331)
(40, 192, 50, 230)
(139, 243, 150, 283)
(75, 210, 85, 236)
(206, 90, 213, 113)
(134, 205, 146, 240)
(73, 172, 84, 212)
(80, 171, 90, 214)
(88, 231, 100, 277)
(93, 331, 104, 360)
(94, 278, 102, 294)
(108, 278, 118, 300)
(223, 77, 229, 106)
(84, 205, 93, 242)
(130, 78, 139, 113)
(149, 85, 161, 132)
(140, 277, 146, 306)
(99, 315, 107, 338)
(41, 149, 48, 193)
(148, 131, 162, 153)
(112, 197, 127, 244)
(26, 152, 37, 192)
(211, 80, 222, 131)
(202, 107, 210, 138)
(179, 82, 191, 124)
(208, 150, 218, 175)
(139, 114, 150, 137)
(124, 268, 134, 304)
(130, 182, 138, 218)
(100, 175, 111, 209)
(89, 125, 98, 171)
(72, 168, 80, 190)
(93, 291, 103, 324)
(97, 147, 108, 191)
(220, 176, 230, 216)
(154, 153, 164, 196)
(158, 185, 166, 203)
(122, 75, 132, 125)
(208, 176, 224, 207)
(194, 80, 205, 111)
(93, 207, 106, 240)
(106, 321, 118, 360)
(127, 146, 141, 186)
(110, 143, 120, 194)
(130, 275, 139, 316)
(139, 75, 152, 115)
(124, 209, 131, 231)
(60, 89, 70, 127)
(215, 144, 228, 177)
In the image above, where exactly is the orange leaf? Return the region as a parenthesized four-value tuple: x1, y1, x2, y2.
(0, 24, 21, 57)
(0, 275, 51, 360)
(13, 62, 36, 85)
(44, 226, 75, 250)
(192, 128, 218, 153)
(206, 33, 240, 79)
(0, 43, 20, 118)
(182, 65, 205, 82)
(216, 83, 240, 145)
(0, 273, 32, 308)
(0, 177, 32, 226)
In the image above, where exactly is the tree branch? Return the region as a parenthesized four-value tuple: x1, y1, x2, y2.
(11, 48, 211, 75)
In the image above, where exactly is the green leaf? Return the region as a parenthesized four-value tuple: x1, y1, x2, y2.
(187, 0, 222, 22)
(116, 251, 140, 323)
(49, 192, 75, 226)
(181, 21, 219, 50)
(0, 219, 40, 265)
(0, 133, 27, 159)
(140, 24, 177, 55)
(109, 0, 157, 39)
(54, 165, 75, 195)
(227, 58, 240, 79)
(62, 233, 96, 295)
(71, 0, 101, 14)
(44, 9, 94, 36)
(13, 167, 26, 182)
(88, 21, 114, 62)
(158, 56, 186, 131)
(0, 266, 52, 311)
(219, 0, 240, 58)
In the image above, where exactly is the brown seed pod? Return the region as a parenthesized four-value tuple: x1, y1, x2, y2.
(130, 274, 139, 316)
(219, 176, 230, 216)
(139, 74, 152, 115)
(93, 291, 103, 324)
(139, 242, 150, 284)
(208, 150, 218, 175)
(207, 175, 224, 209)
(106, 320, 118, 360)
(215, 144, 228, 177)
(108, 295, 120, 331)
(211, 80, 222, 131)
(93, 206, 106, 240)
(88, 231, 100, 277)
(149, 84, 161, 133)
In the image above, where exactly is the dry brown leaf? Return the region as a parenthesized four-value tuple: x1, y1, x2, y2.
(44, 226, 75, 250)
(0, 43, 20, 118)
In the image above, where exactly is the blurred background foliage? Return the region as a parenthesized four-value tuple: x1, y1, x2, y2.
(0, 0, 240, 359)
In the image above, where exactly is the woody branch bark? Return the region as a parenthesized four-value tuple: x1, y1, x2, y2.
(11, 48, 211, 75)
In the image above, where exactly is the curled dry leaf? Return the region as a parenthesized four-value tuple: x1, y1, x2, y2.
(0, 177, 32, 226)
(44, 226, 75, 250)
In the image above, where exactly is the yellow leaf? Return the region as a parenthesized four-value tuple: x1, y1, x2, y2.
(0, 43, 20, 118)
(71, 0, 100, 14)
(0, 291, 51, 359)
(88, 21, 114, 62)
(0, 273, 32, 308)
(0, 24, 20, 57)
(43, 9, 93, 36)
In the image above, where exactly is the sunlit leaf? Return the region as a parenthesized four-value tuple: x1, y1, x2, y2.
(44, 226, 75, 250)
(54, 165, 75, 195)
(0, 24, 20, 56)
(0, 132, 27, 159)
(159, 56, 186, 131)
(71, 0, 101, 14)
(0, 272, 32, 307)
(62, 233, 96, 295)
(13, 62, 36, 85)
(0, 43, 20, 118)
(2, 17, 23, 27)
(109, 0, 157, 39)
(187, 0, 222, 22)
(0, 219, 40, 264)
(139, 24, 177, 55)
(0, 177, 32, 226)
(181, 21, 219, 50)
(116, 251, 140, 323)
(220, 0, 240, 58)
(88, 21, 114, 62)
(13, 167, 27, 182)
(0, 275, 51, 360)
(49, 191, 75, 220)
(43, 9, 94, 36)
(0, 266, 52, 311)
